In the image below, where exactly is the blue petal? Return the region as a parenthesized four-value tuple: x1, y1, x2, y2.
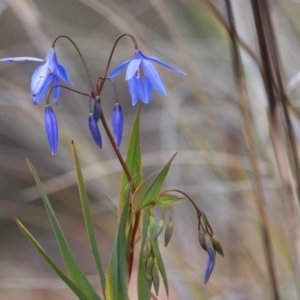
(88, 114, 102, 149)
(31, 65, 53, 104)
(112, 103, 123, 147)
(0, 57, 44, 63)
(141, 59, 167, 95)
(204, 256, 215, 284)
(52, 76, 60, 104)
(126, 51, 142, 80)
(57, 63, 72, 84)
(44, 105, 58, 155)
(146, 56, 186, 75)
(128, 77, 139, 106)
(109, 60, 130, 78)
(134, 75, 153, 104)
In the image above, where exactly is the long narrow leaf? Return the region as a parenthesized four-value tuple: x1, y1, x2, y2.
(105, 184, 132, 300)
(15, 218, 90, 300)
(137, 209, 151, 300)
(26, 157, 101, 300)
(132, 153, 177, 212)
(72, 141, 106, 297)
(152, 238, 169, 297)
(119, 105, 142, 218)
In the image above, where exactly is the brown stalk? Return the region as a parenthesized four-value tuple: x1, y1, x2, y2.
(224, 1, 280, 299)
(250, 0, 300, 297)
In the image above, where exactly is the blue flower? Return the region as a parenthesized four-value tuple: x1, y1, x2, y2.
(1, 48, 71, 104)
(44, 105, 58, 155)
(109, 49, 185, 105)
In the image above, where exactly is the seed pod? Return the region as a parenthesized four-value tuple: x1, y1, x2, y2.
(112, 103, 123, 147)
(88, 114, 102, 149)
(152, 260, 160, 296)
(165, 219, 173, 247)
(204, 255, 215, 284)
(211, 235, 224, 257)
(152, 219, 165, 242)
(44, 105, 58, 155)
(93, 96, 101, 122)
(205, 235, 216, 263)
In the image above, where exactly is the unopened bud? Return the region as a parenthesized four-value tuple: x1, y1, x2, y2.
(152, 219, 164, 242)
(44, 105, 58, 155)
(93, 96, 101, 122)
(152, 260, 160, 296)
(88, 114, 102, 149)
(205, 234, 216, 263)
(204, 255, 215, 284)
(112, 103, 123, 147)
(211, 235, 224, 257)
(165, 219, 173, 247)
(198, 231, 206, 250)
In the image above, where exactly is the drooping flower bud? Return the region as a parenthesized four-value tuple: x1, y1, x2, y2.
(211, 235, 224, 257)
(93, 96, 101, 123)
(152, 219, 165, 242)
(204, 255, 215, 284)
(88, 114, 102, 149)
(44, 105, 58, 155)
(205, 235, 216, 263)
(198, 231, 206, 250)
(165, 219, 173, 247)
(112, 103, 123, 147)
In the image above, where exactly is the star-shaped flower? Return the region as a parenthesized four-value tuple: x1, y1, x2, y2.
(1, 48, 71, 104)
(109, 49, 185, 105)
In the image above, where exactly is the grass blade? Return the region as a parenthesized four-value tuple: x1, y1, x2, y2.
(14, 218, 90, 300)
(72, 141, 106, 297)
(105, 184, 132, 300)
(26, 157, 101, 300)
(119, 105, 142, 218)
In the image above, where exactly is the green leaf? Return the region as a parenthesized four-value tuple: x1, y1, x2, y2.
(72, 141, 106, 296)
(119, 105, 142, 218)
(152, 239, 169, 297)
(105, 184, 132, 300)
(132, 153, 177, 212)
(14, 218, 90, 300)
(26, 157, 101, 300)
(157, 193, 182, 207)
(137, 210, 151, 300)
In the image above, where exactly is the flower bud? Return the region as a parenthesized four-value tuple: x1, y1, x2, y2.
(152, 260, 160, 296)
(44, 105, 58, 155)
(198, 231, 206, 250)
(152, 219, 164, 242)
(165, 219, 173, 247)
(146, 256, 154, 281)
(93, 96, 101, 122)
(204, 255, 215, 284)
(205, 235, 216, 263)
(211, 235, 224, 257)
(112, 103, 123, 147)
(88, 114, 102, 149)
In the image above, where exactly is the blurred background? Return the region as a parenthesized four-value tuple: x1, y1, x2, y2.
(0, 0, 300, 299)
